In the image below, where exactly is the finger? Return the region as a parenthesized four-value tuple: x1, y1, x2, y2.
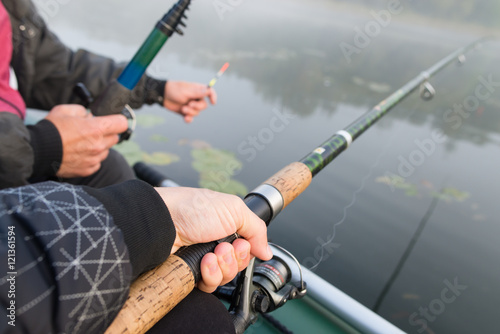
(181, 106, 202, 122)
(103, 134, 121, 149)
(77, 150, 108, 174)
(188, 84, 210, 100)
(78, 161, 101, 178)
(207, 88, 217, 105)
(198, 253, 223, 293)
(87, 162, 102, 176)
(237, 209, 272, 261)
(232, 238, 252, 272)
(181, 105, 202, 117)
(95, 114, 129, 136)
(186, 99, 208, 112)
(214, 242, 239, 286)
(95, 148, 110, 162)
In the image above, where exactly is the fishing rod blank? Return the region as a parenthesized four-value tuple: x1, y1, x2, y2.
(88, 0, 191, 118)
(246, 39, 484, 223)
(118, 0, 191, 89)
(104, 39, 484, 334)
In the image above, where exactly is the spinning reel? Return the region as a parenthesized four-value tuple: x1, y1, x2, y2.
(216, 244, 307, 334)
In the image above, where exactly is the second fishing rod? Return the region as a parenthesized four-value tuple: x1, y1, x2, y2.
(75, 0, 192, 141)
(104, 39, 484, 334)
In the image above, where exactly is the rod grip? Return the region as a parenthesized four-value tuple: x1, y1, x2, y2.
(90, 79, 131, 116)
(264, 162, 312, 208)
(176, 234, 238, 283)
(105, 170, 278, 333)
(104, 236, 239, 334)
(104, 255, 195, 334)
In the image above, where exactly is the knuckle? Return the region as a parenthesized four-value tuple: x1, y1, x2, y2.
(229, 194, 244, 207)
(89, 145, 103, 156)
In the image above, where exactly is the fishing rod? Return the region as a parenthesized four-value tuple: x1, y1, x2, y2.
(104, 39, 484, 334)
(74, 0, 192, 140)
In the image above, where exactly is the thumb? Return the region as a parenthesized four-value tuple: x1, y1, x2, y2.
(95, 114, 129, 135)
(236, 213, 272, 261)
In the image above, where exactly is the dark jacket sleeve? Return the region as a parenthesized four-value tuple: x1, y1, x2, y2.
(0, 113, 33, 189)
(0, 112, 62, 189)
(7, 0, 166, 112)
(0, 180, 176, 333)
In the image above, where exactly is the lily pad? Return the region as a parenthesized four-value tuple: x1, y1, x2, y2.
(177, 139, 212, 149)
(442, 187, 470, 202)
(375, 174, 419, 195)
(191, 147, 247, 196)
(191, 148, 243, 173)
(199, 174, 248, 197)
(431, 188, 470, 203)
(376, 174, 471, 203)
(114, 140, 179, 167)
(149, 134, 170, 143)
(402, 293, 420, 301)
(143, 152, 180, 166)
(178, 138, 190, 146)
(190, 140, 212, 149)
(136, 114, 165, 128)
(113, 141, 144, 166)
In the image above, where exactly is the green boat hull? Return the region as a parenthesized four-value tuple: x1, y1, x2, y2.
(254, 295, 361, 334)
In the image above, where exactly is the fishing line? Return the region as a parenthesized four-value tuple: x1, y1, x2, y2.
(108, 40, 485, 334)
(306, 41, 486, 271)
(372, 190, 442, 312)
(308, 105, 421, 271)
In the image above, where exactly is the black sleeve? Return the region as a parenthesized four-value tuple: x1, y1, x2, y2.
(0, 112, 34, 189)
(26, 119, 63, 179)
(84, 180, 176, 278)
(0, 180, 176, 333)
(0, 112, 62, 189)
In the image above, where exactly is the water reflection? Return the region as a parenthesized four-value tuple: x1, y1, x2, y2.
(44, 0, 500, 149)
(37, 1, 500, 333)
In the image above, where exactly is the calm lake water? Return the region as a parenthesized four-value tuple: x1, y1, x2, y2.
(35, 0, 500, 333)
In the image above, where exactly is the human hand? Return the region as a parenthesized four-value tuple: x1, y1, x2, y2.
(155, 187, 272, 293)
(163, 81, 217, 123)
(45, 105, 128, 178)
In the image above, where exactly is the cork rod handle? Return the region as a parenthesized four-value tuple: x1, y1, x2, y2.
(105, 162, 313, 333)
(264, 162, 312, 208)
(104, 255, 195, 334)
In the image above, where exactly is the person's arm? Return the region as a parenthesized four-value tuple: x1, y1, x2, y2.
(0, 180, 175, 333)
(14, 3, 164, 111)
(26, 41, 166, 111)
(0, 180, 271, 333)
(13, 3, 214, 120)
(0, 112, 61, 189)
(0, 105, 128, 189)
